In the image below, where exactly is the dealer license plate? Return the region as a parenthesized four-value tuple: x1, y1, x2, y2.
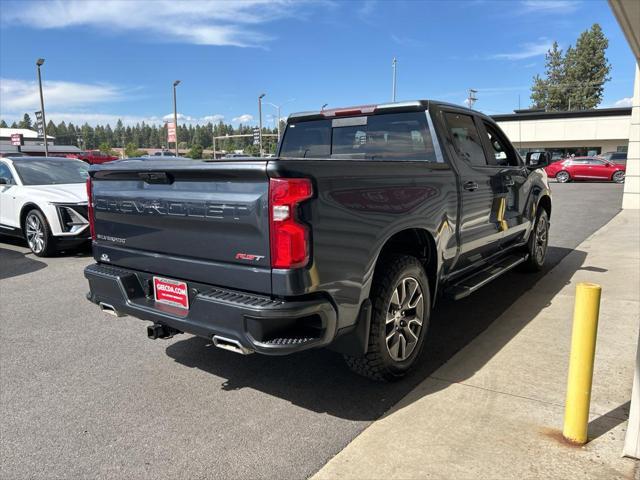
(153, 276, 189, 309)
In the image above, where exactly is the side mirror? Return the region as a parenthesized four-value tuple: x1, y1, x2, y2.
(0, 177, 9, 185)
(526, 151, 550, 168)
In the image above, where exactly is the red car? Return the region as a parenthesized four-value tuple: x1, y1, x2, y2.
(544, 156, 625, 183)
(67, 150, 119, 165)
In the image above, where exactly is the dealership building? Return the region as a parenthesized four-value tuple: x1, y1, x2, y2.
(0, 128, 82, 157)
(493, 107, 632, 160)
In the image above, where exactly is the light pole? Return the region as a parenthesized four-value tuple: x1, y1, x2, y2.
(258, 93, 265, 157)
(391, 57, 397, 102)
(36, 58, 48, 157)
(265, 99, 294, 143)
(173, 80, 180, 156)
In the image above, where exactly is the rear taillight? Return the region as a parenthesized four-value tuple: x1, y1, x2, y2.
(86, 177, 96, 240)
(269, 178, 313, 269)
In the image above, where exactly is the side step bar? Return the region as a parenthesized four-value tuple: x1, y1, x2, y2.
(444, 254, 528, 301)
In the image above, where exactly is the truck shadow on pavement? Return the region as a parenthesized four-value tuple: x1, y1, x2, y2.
(0, 246, 47, 280)
(166, 246, 587, 421)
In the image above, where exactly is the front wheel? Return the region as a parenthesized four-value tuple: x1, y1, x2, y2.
(521, 209, 549, 272)
(612, 170, 625, 183)
(555, 171, 570, 183)
(24, 209, 55, 257)
(344, 254, 430, 382)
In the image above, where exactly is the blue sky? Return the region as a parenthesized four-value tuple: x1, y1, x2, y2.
(0, 0, 636, 127)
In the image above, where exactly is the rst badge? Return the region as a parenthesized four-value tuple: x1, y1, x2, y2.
(235, 253, 265, 262)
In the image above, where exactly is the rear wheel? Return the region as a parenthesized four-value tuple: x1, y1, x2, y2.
(24, 209, 55, 257)
(612, 170, 625, 183)
(555, 171, 570, 183)
(344, 254, 430, 382)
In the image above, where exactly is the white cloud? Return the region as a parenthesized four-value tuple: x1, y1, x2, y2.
(203, 114, 225, 123)
(0, 111, 227, 127)
(489, 41, 552, 60)
(161, 113, 226, 124)
(232, 114, 254, 124)
(162, 113, 195, 122)
(390, 34, 424, 48)
(1, 0, 302, 47)
(28, 112, 163, 126)
(0, 78, 123, 112)
(613, 97, 633, 107)
(520, 1, 580, 13)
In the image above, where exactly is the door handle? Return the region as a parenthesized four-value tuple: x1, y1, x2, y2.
(463, 181, 478, 192)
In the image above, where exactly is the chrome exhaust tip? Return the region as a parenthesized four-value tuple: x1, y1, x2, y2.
(99, 302, 123, 317)
(212, 335, 254, 355)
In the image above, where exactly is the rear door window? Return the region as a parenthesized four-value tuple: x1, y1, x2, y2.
(443, 112, 487, 166)
(279, 112, 437, 162)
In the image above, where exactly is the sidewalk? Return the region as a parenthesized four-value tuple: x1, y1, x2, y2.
(313, 210, 640, 480)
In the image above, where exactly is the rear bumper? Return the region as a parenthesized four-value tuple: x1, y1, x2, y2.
(84, 263, 337, 355)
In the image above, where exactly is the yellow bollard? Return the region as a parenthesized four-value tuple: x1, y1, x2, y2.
(563, 282, 602, 445)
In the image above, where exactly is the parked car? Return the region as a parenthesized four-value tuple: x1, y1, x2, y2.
(544, 156, 626, 183)
(68, 150, 119, 165)
(599, 151, 627, 164)
(0, 157, 90, 256)
(84, 100, 552, 381)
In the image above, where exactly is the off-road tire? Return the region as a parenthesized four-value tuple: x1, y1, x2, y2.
(344, 254, 430, 382)
(520, 208, 549, 272)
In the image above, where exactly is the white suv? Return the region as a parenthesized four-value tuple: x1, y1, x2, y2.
(0, 157, 90, 256)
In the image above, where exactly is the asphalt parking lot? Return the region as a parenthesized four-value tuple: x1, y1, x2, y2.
(0, 182, 624, 480)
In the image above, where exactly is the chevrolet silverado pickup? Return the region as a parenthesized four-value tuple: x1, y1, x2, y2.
(84, 100, 551, 381)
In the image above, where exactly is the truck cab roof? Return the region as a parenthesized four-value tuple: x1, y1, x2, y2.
(288, 100, 482, 122)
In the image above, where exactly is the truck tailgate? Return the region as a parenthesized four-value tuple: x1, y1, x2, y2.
(90, 160, 271, 293)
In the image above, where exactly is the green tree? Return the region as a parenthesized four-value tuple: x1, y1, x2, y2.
(98, 142, 115, 155)
(187, 144, 203, 159)
(18, 113, 33, 129)
(564, 24, 611, 110)
(0, 119, 8, 128)
(531, 42, 566, 110)
(124, 142, 146, 158)
(530, 24, 611, 111)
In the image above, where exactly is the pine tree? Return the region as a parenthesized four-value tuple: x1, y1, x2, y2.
(0, 119, 8, 128)
(564, 24, 611, 110)
(530, 24, 611, 111)
(18, 113, 33, 129)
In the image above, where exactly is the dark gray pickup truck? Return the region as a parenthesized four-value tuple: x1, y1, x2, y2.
(84, 100, 552, 381)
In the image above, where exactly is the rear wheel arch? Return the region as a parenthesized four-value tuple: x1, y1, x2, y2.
(373, 228, 438, 302)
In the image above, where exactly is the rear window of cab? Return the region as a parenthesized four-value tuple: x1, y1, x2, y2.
(279, 112, 438, 162)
